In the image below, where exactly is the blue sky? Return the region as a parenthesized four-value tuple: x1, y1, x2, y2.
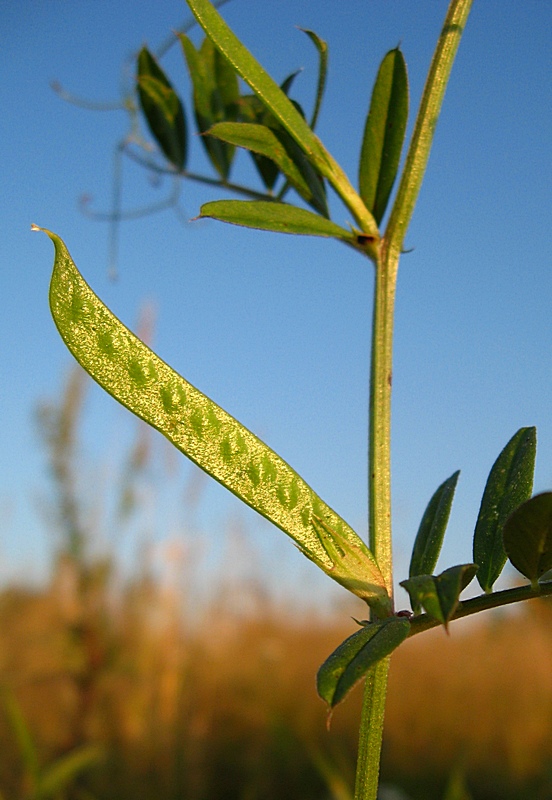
(2, 1, 551, 608)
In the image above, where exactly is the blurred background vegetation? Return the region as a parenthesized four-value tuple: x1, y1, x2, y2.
(2, 359, 552, 800)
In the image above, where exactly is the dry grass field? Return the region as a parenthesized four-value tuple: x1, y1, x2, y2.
(1, 562, 551, 800)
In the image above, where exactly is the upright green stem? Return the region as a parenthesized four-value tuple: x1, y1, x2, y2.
(368, 253, 397, 588)
(354, 656, 391, 800)
(354, 237, 399, 800)
(354, 1, 473, 798)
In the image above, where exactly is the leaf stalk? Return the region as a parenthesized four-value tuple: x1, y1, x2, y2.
(408, 580, 552, 638)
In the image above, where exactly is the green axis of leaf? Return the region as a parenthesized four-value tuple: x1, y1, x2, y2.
(36, 226, 390, 614)
(408, 579, 552, 639)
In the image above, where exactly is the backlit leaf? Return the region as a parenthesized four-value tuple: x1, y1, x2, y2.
(359, 48, 408, 224)
(238, 94, 282, 190)
(137, 47, 187, 170)
(198, 200, 349, 239)
(180, 34, 238, 178)
(36, 226, 392, 616)
(473, 427, 536, 592)
(316, 617, 410, 711)
(208, 122, 328, 215)
(409, 470, 459, 601)
(503, 492, 552, 584)
(235, 81, 328, 216)
(276, 130, 328, 216)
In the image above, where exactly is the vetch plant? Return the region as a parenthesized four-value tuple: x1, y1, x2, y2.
(34, 0, 552, 796)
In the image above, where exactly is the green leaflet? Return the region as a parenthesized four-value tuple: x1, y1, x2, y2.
(503, 492, 552, 586)
(316, 617, 410, 712)
(238, 90, 329, 216)
(138, 76, 180, 124)
(179, 34, 239, 179)
(400, 563, 478, 629)
(198, 200, 350, 239)
(409, 470, 459, 596)
(208, 122, 328, 216)
(136, 47, 187, 171)
(272, 129, 328, 217)
(36, 226, 391, 616)
(237, 75, 300, 192)
(359, 48, 408, 225)
(206, 122, 299, 180)
(473, 427, 536, 592)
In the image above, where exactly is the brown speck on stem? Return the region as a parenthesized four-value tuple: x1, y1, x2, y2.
(357, 234, 376, 246)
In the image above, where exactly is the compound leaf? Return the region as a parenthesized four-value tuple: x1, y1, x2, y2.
(185, 0, 378, 237)
(473, 427, 536, 592)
